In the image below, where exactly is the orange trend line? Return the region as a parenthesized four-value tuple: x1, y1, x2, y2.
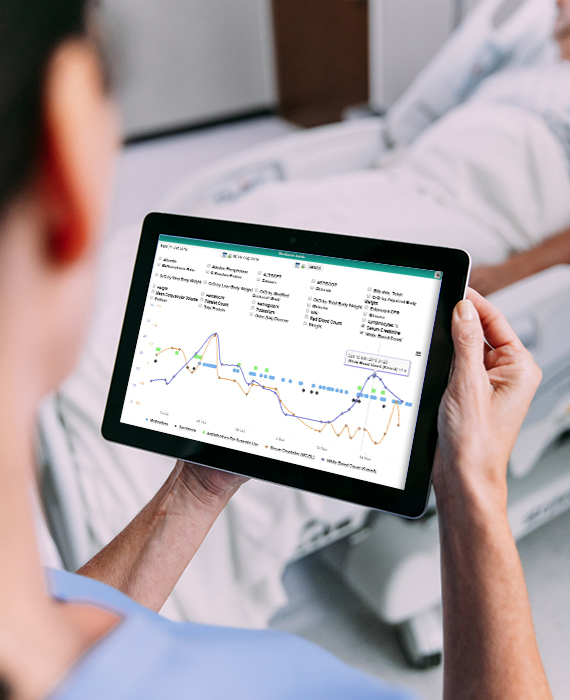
(155, 339, 401, 446)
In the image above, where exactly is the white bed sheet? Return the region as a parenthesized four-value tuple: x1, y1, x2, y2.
(196, 103, 570, 265)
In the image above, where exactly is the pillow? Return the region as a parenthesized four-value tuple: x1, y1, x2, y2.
(384, 0, 557, 147)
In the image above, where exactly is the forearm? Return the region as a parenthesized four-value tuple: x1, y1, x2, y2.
(77, 461, 232, 612)
(437, 482, 551, 700)
(506, 227, 570, 280)
(471, 227, 570, 296)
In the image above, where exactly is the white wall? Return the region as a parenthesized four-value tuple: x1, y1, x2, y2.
(101, 0, 277, 139)
(369, 0, 456, 110)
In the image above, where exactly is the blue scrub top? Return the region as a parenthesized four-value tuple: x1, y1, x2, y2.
(46, 569, 419, 700)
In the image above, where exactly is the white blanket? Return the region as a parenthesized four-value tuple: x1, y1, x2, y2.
(197, 103, 570, 265)
(50, 101, 570, 629)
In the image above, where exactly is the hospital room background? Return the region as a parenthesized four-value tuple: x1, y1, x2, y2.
(35, 1, 570, 698)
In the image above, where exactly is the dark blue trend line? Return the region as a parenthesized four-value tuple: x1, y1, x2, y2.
(150, 333, 404, 427)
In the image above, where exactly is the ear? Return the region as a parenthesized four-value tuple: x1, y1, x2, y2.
(39, 40, 118, 265)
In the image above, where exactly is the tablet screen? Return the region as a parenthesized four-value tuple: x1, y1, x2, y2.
(120, 234, 443, 491)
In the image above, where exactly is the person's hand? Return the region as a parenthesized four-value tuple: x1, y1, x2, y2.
(171, 461, 249, 511)
(432, 289, 541, 511)
(78, 461, 249, 611)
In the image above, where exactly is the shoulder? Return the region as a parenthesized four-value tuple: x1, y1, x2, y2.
(46, 569, 418, 700)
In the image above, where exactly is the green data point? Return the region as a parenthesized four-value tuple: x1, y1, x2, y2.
(372, 389, 376, 394)
(381, 390, 386, 395)
(156, 347, 161, 352)
(238, 363, 241, 367)
(175, 351, 179, 355)
(254, 366, 258, 370)
(195, 355, 202, 360)
(265, 368, 269, 373)
(357, 386, 362, 391)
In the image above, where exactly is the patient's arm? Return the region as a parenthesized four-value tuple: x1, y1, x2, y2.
(470, 227, 570, 296)
(433, 291, 552, 700)
(77, 462, 247, 612)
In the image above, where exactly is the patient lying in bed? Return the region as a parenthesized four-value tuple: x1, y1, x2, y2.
(198, 0, 570, 297)
(467, 0, 570, 292)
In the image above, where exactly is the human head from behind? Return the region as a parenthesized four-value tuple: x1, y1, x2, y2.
(555, 0, 570, 59)
(0, 0, 118, 404)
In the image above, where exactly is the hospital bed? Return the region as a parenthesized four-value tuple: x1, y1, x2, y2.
(36, 0, 570, 668)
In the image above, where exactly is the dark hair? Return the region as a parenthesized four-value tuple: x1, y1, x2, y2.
(0, 677, 11, 700)
(0, 1, 93, 215)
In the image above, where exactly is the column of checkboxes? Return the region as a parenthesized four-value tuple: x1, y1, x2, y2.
(361, 287, 372, 334)
(304, 295, 313, 326)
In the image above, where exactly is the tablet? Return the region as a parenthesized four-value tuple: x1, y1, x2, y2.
(102, 214, 470, 518)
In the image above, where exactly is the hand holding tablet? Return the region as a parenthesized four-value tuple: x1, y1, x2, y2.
(103, 214, 470, 517)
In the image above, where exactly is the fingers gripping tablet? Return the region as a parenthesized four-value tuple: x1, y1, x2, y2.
(103, 215, 470, 517)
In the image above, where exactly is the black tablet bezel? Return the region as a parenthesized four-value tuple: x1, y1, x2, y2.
(102, 213, 470, 518)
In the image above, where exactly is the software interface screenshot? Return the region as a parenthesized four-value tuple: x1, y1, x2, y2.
(122, 235, 442, 490)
